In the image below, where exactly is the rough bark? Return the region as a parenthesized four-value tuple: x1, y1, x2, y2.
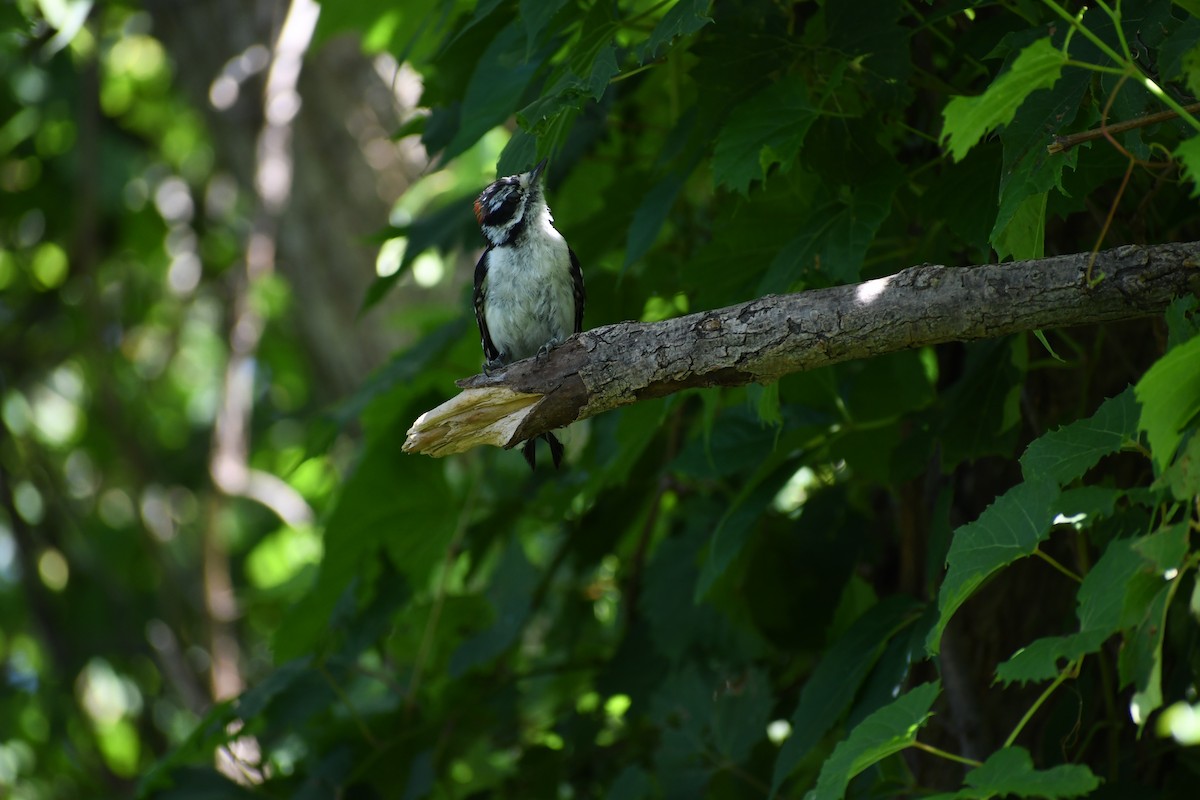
(404, 241, 1200, 457)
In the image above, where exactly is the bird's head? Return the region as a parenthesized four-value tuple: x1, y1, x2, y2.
(474, 158, 548, 246)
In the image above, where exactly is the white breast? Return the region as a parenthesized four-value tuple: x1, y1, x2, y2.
(484, 214, 576, 363)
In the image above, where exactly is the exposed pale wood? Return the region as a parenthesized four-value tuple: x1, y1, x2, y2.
(404, 242, 1200, 457)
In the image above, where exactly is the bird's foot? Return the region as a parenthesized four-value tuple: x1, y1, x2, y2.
(482, 355, 506, 376)
(535, 337, 562, 361)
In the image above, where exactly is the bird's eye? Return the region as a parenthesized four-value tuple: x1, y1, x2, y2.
(481, 189, 521, 226)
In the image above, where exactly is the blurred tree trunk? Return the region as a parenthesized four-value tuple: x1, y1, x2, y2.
(143, 0, 425, 724)
(146, 0, 418, 399)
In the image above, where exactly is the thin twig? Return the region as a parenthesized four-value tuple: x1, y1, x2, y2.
(1049, 102, 1200, 154)
(1034, 549, 1084, 584)
(1003, 658, 1079, 748)
(910, 740, 984, 768)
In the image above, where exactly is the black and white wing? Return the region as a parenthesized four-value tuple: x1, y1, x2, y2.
(473, 249, 500, 363)
(569, 247, 585, 334)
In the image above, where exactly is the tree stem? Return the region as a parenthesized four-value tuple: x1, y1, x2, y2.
(910, 739, 984, 768)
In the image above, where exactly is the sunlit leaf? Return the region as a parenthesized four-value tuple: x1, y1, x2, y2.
(942, 38, 1068, 161)
(1135, 334, 1200, 470)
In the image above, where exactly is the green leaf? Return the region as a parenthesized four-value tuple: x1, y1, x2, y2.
(434, 0, 507, 57)
(712, 668, 773, 763)
(992, 190, 1045, 261)
(825, 0, 911, 110)
(1131, 522, 1190, 574)
(1176, 135, 1200, 198)
(639, 520, 726, 661)
(638, 0, 713, 62)
(585, 44, 620, 99)
(1076, 537, 1144, 633)
(1157, 433, 1200, 501)
(519, 0, 569, 50)
(960, 746, 1101, 798)
(695, 465, 793, 599)
(1052, 485, 1121, 524)
(1165, 295, 1200, 349)
(274, 414, 456, 660)
(517, 44, 619, 135)
(990, 70, 1087, 254)
(759, 160, 902, 291)
(843, 350, 936, 422)
(713, 76, 817, 195)
(449, 537, 537, 675)
(941, 38, 1068, 162)
(996, 525, 1154, 685)
(1120, 583, 1172, 728)
(1032, 329, 1066, 362)
(751, 382, 782, 429)
(1135, 334, 1200, 470)
(651, 666, 719, 794)
(314, 0, 443, 62)
(995, 629, 1109, 685)
(442, 22, 543, 161)
(772, 597, 922, 794)
(1184, 40, 1200, 101)
(625, 171, 687, 269)
(1020, 388, 1138, 485)
(805, 681, 941, 800)
(1158, 16, 1200, 83)
(496, 127, 540, 176)
(606, 765, 653, 800)
(939, 338, 1027, 469)
(928, 480, 1060, 654)
(568, 0, 620, 90)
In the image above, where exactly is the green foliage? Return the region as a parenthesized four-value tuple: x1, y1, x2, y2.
(771, 596, 923, 793)
(941, 38, 1069, 162)
(807, 681, 941, 800)
(928, 480, 1061, 654)
(712, 75, 817, 196)
(1136, 334, 1200, 470)
(1020, 388, 1139, 484)
(953, 746, 1101, 799)
(6, 0, 1200, 799)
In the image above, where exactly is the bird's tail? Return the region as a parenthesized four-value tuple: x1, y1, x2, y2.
(521, 433, 564, 470)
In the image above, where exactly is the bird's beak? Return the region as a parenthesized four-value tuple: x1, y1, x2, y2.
(529, 157, 548, 184)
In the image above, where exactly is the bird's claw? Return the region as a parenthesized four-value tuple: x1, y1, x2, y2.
(535, 337, 562, 360)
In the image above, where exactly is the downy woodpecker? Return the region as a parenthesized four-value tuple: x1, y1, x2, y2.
(473, 158, 585, 470)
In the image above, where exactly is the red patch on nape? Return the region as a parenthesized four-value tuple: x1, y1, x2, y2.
(473, 197, 484, 223)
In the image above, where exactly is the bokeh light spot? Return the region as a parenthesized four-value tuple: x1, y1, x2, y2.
(37, 548, 69, 592)
(31, 242, 69, 289)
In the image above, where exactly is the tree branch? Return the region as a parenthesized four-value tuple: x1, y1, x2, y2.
(404, 242, 1200, 457)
